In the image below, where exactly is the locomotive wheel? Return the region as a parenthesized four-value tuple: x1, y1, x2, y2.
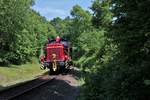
(69, 61, 73, 66)
(60, 65, 65, 73)
(60, 65, 70, 74)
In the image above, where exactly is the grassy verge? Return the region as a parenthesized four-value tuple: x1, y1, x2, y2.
(0, 58, 47, 91)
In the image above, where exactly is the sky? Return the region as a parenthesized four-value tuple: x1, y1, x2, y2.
(32, 0, 92, 20)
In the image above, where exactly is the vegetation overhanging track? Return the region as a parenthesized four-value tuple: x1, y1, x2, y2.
(0, 74, 55, 100)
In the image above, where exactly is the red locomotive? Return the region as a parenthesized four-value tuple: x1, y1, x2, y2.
(40, 36, 73, 73)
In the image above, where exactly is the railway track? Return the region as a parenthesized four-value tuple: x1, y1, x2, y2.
(0, 68, 80, 100)
(0, 74, 55, 100)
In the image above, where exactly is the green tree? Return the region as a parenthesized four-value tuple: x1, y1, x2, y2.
(50, 17, 66, 36)
(69, 5, 92, 43)
(0, 0, 56, 64)
(0, 0, 34, 64)
(80, 0, 150, 100)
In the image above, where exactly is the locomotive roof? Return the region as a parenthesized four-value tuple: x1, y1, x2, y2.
(49, 38, 68, 42)
(48, 38, 71, 48)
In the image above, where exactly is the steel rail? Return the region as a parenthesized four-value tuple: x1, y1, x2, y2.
(0, 76, 55, 100)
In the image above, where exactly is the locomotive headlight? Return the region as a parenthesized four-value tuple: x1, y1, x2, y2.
(59, 61, 65, 66)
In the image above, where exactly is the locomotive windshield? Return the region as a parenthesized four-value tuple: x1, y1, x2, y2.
(49, 39, 55, 44)
(48, 38, 70, 49)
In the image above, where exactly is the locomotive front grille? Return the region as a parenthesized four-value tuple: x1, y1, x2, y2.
(46, 47, 65, 61)
(50, 48, 61, 60)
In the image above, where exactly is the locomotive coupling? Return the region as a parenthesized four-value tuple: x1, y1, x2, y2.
(52, 60, 57, 71)
(52, 54, 57, 71)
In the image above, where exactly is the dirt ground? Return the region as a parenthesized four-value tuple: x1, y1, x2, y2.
(12, 68, 81, 100)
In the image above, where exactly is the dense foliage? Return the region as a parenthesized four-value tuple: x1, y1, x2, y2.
(51, 0, 150, 100)
(0, 0, 56, 64)
(77, 0, 150, 100)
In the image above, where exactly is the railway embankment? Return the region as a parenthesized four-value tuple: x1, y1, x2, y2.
(0, 68, 82, 100)
(13, 68, 82, 100)
(0, 58, 47, 91)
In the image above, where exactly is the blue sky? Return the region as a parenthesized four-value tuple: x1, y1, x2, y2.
(32, 0, 92, 20)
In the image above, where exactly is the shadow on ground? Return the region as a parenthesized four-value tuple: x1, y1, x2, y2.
(0, 85, 5, 91)
(12, 68, 82, 100)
